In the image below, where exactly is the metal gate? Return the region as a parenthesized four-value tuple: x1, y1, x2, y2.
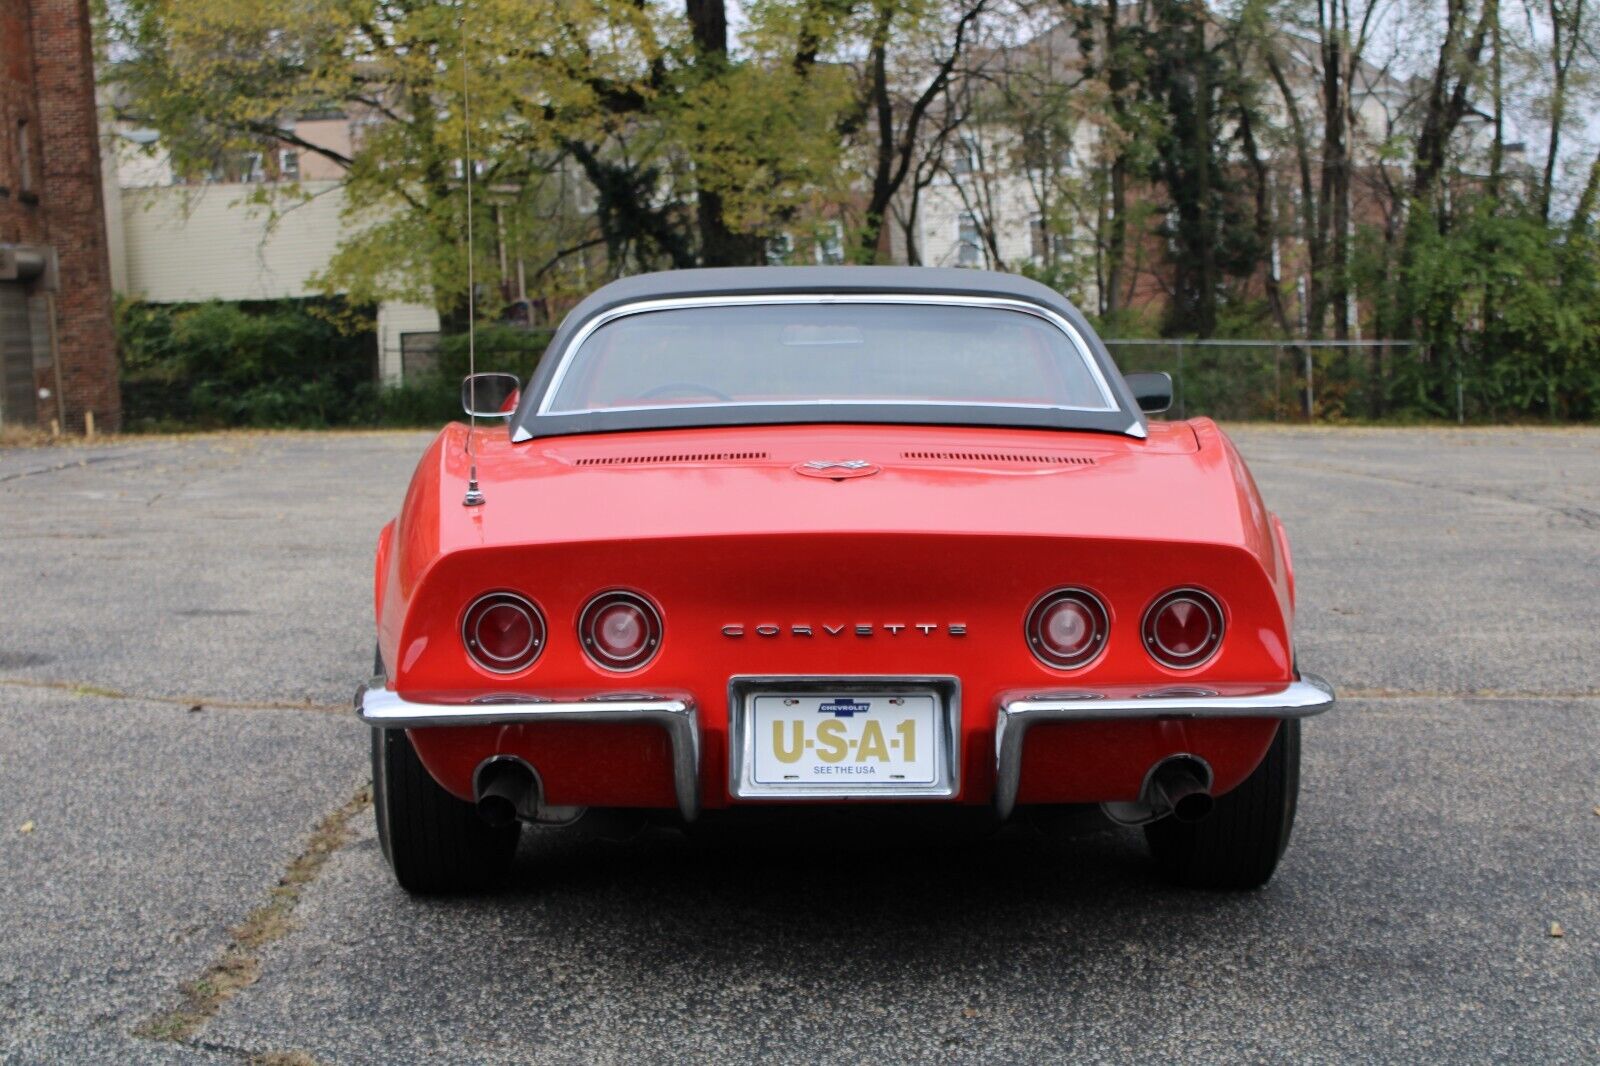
(0, 283, 35, 428)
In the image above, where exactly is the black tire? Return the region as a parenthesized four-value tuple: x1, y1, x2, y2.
(1145, 719, 1301, 890)
(369, 647, 519, 894)
(371, 646, 392, 864)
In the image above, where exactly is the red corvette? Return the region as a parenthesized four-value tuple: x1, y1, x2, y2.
(357, 267, 1334, 894)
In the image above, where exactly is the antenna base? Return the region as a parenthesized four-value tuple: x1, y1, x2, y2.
(463, 465, 485, 507)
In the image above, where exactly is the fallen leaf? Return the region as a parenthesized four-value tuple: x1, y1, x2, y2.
(962, 1008, 979, 1019)
(188, 704, 204, 714)
(1592, 806, 1599, 817)
(1549, 922, 1564, 938)
(18, 821, 34, 834)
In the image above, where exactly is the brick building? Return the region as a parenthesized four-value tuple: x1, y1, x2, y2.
(1, 0, 118, 432)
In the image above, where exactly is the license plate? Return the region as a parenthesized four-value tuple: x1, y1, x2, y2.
(748, 692, 940, 787)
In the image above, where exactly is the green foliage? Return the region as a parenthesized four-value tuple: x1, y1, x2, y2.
(434, 326, 554, 384)
(118, 298, 377, 429)
(672, 61, 853, 235)
(118, 298, 556, 429)
(365, 326, 553, 427)
(1411, 210, 1598, 420)
(1352, 205, 1600, 421)
(102, 0, 1600, 424)
(107, 0, 864, 312)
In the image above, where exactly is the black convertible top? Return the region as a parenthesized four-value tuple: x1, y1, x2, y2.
(509, 266, 1145, 442)
(551, 265, 1080, 312)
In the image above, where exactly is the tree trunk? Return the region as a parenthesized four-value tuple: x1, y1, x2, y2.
(688, 0, 763, 266)
(856, 6, 898, 262)
(1189, 10, 1216, 336)
(1266, 51, 1320, 337)
(1316, 2, 1345, 338)
(1103, 0, 1128, 316)
(853, 0, 989, 263)
(1237, 88, 1291, 336)
(1412, 0, 1495, 206)
(1539, 0, 1585, 221)
(1487, 0, 1504, 202)
(1570, 146, 1600, 235)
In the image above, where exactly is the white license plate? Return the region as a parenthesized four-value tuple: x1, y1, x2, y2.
(749, 693, 939, 787)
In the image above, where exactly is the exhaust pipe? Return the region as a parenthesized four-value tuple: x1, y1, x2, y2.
(475, 760, 537, 828)
(1147, 757, 1214, 823)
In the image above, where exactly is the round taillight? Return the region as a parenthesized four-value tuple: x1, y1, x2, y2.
(579, 591, 662, 671)
(1025, 588, 1109, 669)
(1142, 589, 1224, 670)
(462, 592, 545, 673)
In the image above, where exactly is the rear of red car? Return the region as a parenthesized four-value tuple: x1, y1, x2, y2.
(362, 421, 1329, 889)
(358, 267, 1334, 895)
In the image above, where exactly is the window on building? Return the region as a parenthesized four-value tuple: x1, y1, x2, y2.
(1021, 130, 1072, 173)
(814, 222, 845, 265)
(949, 138, 981, 177)
(16, 120, 33, 194)
(766, 233, 794, 265)
(279, 148, 301, 181)
(1030, 216, 1070, 263)
(957, 212, 982, 267)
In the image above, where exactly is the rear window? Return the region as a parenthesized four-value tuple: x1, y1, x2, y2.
(541, 301, 1116, 414)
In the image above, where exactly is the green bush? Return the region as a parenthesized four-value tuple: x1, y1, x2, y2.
(1353, 205, 1600, 422)
(118, 297, 377, 429)
(364, 326, 552, 427)
(434, 325, 553, 382)
(118, 299, 552, 430)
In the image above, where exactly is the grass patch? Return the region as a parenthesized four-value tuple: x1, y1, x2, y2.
(135, 785, 372, 1044)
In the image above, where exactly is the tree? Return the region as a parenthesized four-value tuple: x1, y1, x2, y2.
(838, 0, 994, 262)
(107, 0, 855, 321)
(1538, 0, 1590, 220)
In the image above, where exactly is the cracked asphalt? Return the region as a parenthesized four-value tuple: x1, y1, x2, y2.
(1, 426, 1597, 1064)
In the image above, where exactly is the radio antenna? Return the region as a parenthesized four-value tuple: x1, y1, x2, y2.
(461, 10, 484, 508)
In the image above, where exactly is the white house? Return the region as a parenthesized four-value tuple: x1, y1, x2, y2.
(100, 113, 439, 384)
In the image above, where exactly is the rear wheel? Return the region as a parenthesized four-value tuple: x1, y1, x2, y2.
(369, 647, 519, 894)
(1145, 719, 1300, 890)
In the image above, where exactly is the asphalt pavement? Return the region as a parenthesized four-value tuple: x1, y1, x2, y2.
(1, 426, 1596, 1063)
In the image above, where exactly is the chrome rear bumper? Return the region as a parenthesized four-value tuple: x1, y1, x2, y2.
(356, 673, 1333, 825)
(355, 679, 701, 821)
(993, 675, 1336, 819)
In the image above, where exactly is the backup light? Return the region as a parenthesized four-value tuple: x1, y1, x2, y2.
(1143, 589, 1224, 670)
(580, 591, 662, 671)
(1026, 588, 1109, 669)
(462, 592, 545, 673)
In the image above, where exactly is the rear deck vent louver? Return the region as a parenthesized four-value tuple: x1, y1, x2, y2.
(574, 451, 769, 466)
(900, 451, 1096, 465)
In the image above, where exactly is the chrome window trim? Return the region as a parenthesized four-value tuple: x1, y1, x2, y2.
(355, 680, 700, 821)
(727, 675, 962, 801)
(992, 674, 1335, 820)
(535, 293, 1122, 417)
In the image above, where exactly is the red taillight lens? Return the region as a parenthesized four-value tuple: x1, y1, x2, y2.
(462, 592, 545, 673)
(1026, 588, 1109, 669)
(580, 591, 662, 670)
(1142, 589, 1224, 669)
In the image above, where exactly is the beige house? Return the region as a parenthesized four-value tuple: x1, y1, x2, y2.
(100, 111, 439, 384)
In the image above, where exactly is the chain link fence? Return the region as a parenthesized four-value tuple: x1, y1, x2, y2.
(1103, 340, 1437, 422)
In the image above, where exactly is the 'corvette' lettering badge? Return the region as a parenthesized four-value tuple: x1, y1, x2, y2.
(721, 623, 967, 638)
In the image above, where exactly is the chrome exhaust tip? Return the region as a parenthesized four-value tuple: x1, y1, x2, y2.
(1147, 755, 1214, 823)
(474, 759, 537, 828)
